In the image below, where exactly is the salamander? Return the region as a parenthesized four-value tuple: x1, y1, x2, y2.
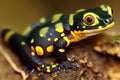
(1, 5, 114, 73)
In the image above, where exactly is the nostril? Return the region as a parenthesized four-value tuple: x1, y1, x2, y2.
(104, 19, 110, 24)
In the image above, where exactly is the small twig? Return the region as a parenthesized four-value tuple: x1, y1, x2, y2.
(0, 45, 29, 80)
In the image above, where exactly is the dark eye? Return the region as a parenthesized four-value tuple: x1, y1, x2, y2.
(84, 15, 95, 25)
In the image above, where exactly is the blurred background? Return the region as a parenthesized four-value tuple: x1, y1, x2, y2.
(0, 0, 119, 33)
(0, 1, 119, 80)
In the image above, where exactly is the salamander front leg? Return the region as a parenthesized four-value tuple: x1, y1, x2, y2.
(54, 38, 78, 70)
(55, 52, 78, 70)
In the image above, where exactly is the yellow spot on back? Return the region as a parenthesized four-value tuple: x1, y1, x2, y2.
(54, 38, 58, 42)
(46, 66, 50, 69)
(61, 33, 65, 37)
(4, 31, 15, 43)
(30, 39, 34, 43)
(35, 46, 44, 56)
(21, 41, 26, 45)
(46, 69, 51, 73)
(46, 45, 54, 53)
(63, 36, 70, 47)
(59, 49, 65, 52)
(31, 52, 35, 56)
(51, 13, 63, 23)
(69, 14, 74, 26)
(52, 65, 57, 68)
(22, 26, 31, 35)
(67, 58, 71, 61)
(55, 23, 64, 33)
(42, 64, 44, 68)
(39, 27, 49, 37)
(39, 17, 46, 23)
(98, 26, 103, 29)
(46, 66, 51, 73)
(47, 38, 51, 41)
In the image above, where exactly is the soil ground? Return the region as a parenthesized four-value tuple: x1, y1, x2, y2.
(0, 34, 120, 80)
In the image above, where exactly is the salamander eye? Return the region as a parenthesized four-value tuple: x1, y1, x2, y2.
(83, 15, 95, 25)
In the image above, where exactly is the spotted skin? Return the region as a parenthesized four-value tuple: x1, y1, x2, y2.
(1, 5, 114, 73)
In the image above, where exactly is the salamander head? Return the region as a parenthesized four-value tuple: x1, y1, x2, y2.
(70, 5, 114, 41)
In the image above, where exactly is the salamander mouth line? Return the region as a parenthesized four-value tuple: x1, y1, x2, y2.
(72, 22, 115, 38)
(82, 21, 115, 34)
(79, 22, 115, 35)
(84, 22, 114, 37)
